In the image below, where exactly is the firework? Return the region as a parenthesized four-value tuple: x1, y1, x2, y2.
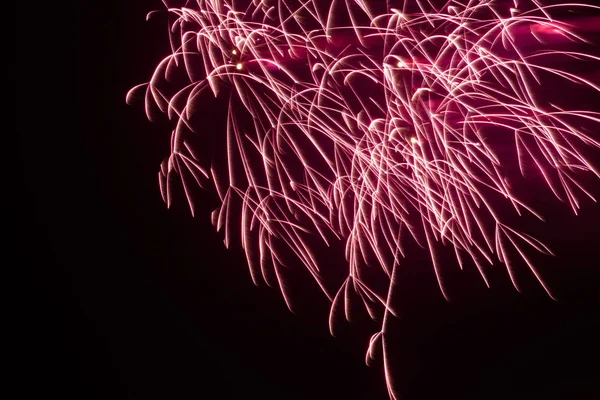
(127, 1, 600, 397)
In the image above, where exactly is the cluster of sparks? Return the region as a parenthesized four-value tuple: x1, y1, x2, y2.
(128, 0, 600, 397)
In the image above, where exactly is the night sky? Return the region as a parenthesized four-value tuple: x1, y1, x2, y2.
(25, 1, 600, 399)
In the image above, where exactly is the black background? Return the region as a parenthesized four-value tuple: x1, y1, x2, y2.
(23, 1, 600, 399)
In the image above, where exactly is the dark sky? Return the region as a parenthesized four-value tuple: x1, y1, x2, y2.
(24, 1, 600, 399)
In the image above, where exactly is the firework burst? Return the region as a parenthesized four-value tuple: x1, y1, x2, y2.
(127, 1, 600, 397)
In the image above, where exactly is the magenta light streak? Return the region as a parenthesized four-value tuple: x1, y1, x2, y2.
(127, 1, 600, 397)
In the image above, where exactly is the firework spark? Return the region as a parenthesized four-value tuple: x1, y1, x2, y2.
(127, 1, 600, 397)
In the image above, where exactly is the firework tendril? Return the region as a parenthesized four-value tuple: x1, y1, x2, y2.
(128, 1, 600, 397)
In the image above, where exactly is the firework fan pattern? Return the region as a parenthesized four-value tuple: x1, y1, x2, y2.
(128, 0, 600, 396)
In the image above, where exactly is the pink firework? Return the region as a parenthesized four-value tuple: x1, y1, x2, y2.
(127, 1, 600, 397)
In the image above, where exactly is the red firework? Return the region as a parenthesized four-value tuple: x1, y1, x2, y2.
(127, 1, 600, 397)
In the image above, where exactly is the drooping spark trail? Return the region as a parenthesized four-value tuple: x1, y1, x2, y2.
(128, 1, 600, 397)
